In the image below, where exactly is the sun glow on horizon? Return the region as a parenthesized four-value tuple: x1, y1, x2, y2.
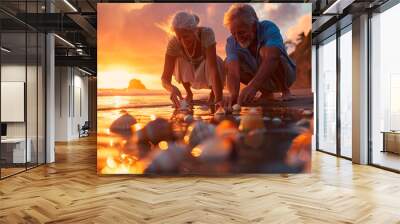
(98, 69, 163, 90)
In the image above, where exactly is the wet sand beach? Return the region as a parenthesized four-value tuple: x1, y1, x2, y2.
(97, 89, 313, 175)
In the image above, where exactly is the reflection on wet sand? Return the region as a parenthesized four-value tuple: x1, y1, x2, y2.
(97, 94, 313, 175)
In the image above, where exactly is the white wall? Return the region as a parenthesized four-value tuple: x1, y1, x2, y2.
(55, 66, 69, 141)
(72, 73, 89, 138)
(1, 63, 46, 164)
(1, 65, 41, 138)
(1, 65, 26, 138)
(55, 67, 89, 141)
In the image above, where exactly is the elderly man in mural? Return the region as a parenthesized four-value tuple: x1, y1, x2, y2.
(223, 4, 296, 105)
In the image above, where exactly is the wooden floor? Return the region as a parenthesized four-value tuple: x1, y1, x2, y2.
(373, 151, 400, 171)
(1, 167, 26, 178)
(0, 136, 400, 224)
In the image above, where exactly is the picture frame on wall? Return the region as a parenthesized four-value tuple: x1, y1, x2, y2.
(97, 2, 313, 175)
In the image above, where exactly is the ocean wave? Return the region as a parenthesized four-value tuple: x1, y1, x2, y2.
(98, 103, 172, 111)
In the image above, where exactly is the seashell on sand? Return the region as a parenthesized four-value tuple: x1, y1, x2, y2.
(185, 121, 215, 148)
(263, 116, 271, 121)
(302, 110, 313, 116)
(192, 138, 232, 162)
(136, 118, 175, 144)
(271, 117, 282, 126)
(215, 107, 226, 115)
(183, 114, 194, 123)
(243, 128, 266, 149)
(110, 113, 137, 137)
(179, 99, 190, 111)
(232, 104, 241, 112)
(216, 120, 239, 141)
(239, 113, 265, 132)
(145, 142, 187, 173)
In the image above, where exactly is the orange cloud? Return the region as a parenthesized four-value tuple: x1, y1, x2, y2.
(285, 14, 312, 44)
(154, 14, 175, 37)
(207, 4, 217, 19)
(263, 4, 279, 13)
(125, 3, 149, 11)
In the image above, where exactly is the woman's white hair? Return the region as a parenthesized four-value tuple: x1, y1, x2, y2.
(171, 11, 200, 31)
(223, 4, 259, 28)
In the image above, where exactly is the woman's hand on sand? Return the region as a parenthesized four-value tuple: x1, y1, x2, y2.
(238, 85, 257, 105)
(216, 94, 235, 112)
(170, 85, 183, 108)
(185, 92, 193, 105)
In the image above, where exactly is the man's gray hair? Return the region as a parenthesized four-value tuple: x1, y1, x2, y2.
(223, 4, 259, 28)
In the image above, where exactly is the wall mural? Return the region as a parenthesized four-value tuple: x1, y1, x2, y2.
(97, 3, 313, 175)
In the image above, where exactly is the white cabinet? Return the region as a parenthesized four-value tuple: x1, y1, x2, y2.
(1, 138, 32, 163)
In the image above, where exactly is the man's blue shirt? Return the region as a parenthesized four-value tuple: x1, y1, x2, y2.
(225, 20, 296, 70)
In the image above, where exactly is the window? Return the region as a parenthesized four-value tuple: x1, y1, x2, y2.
(370, 3, 400, 171)
(339, 28, 352, 158)
(317, 35, 337, 154)
(0, 1, 46, 179)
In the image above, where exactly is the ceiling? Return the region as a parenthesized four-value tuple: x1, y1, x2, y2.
(0, 0, 97, 74)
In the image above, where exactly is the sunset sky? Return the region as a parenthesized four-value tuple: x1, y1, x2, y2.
(98, 3, 311, 90)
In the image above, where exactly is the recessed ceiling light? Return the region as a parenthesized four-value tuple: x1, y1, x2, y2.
(63, 0, 78, 12)
(78, 67, 93, 76)
(54, 34, 75, 48)
(1, 47, 11, 53)
(322, 0, 354, 15)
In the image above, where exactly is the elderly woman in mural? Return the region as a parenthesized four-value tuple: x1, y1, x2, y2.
(161, 11, 225, 108)
(223, 4, 296, 105)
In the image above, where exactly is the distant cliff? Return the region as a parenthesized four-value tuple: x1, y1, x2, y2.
(128, 79, 146, 90)
(288, 31, 312, 90)
(97, 78, 151, 96)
